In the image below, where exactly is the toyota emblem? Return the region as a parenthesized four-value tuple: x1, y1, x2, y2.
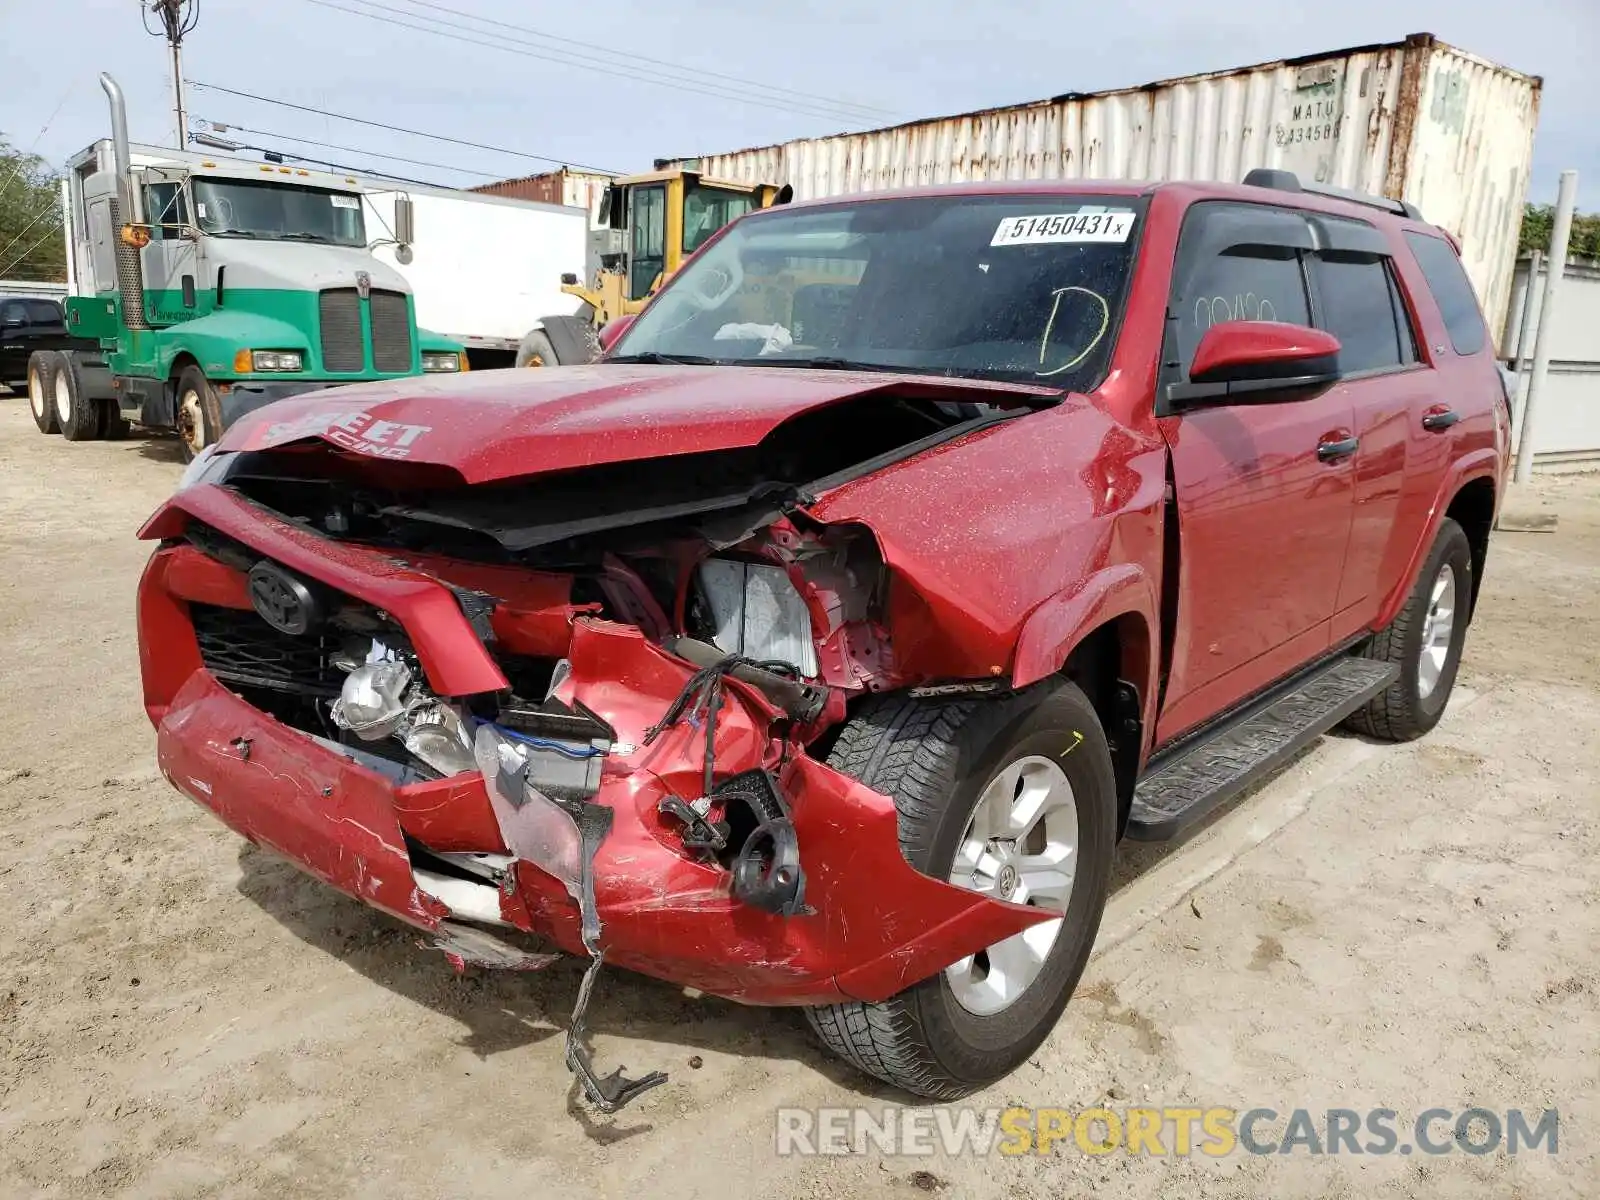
(247, 561, 322, 636)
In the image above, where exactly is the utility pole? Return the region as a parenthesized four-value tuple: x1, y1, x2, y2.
(145, 0, 199, 148)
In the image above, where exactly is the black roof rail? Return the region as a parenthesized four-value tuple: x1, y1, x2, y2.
(1242, 168, 1424, 221)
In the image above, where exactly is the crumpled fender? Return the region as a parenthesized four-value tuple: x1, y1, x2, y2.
(504, 620, 1056, 1004)
(1010, 562, 1159, 739)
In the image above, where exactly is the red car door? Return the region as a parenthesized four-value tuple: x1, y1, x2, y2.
(1155, 202, 1357, 743)
(1300, 217, 1432, 638)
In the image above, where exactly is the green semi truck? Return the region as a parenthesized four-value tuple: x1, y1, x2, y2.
(29, 74, 465, 460)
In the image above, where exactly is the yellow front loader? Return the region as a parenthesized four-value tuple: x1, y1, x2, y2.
(517, 168, 788, 367)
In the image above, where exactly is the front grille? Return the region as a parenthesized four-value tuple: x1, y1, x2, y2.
(318, 288, 364, 372)
(369, 289, 413, 373)
(191, 603, 341, 697)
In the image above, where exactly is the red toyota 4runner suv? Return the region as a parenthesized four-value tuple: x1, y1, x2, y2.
(137, 170, 1509, 1109)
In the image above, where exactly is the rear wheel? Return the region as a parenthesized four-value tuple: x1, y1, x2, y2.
(28, 351, 59, 435)
(174, 364, 222, 462)
(805, 683, 1116, 1099)
(54, 353, 103, 442)
(1343, 517, 1473, 741)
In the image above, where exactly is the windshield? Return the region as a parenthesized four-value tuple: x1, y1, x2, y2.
(612, 193, 1144, 388)
(192, 178, 367, 246)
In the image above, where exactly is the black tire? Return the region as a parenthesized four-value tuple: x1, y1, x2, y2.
(805, 683, 1117, 1099)
(1344, 518, 1473, 741)
(27, 351, 59, 435)
(174, 364, 222, 462)
(54, 352, 103, 442)
(515, 328, 558, 368)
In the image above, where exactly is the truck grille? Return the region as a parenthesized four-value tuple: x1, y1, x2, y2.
(318, 288, 365, 372)
(369, 290, 413, 373)
(191, 603, 342, 697)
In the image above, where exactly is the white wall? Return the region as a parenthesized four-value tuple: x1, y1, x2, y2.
(1502, 257, 1600, 469)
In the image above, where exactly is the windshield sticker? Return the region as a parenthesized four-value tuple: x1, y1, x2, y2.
(991, 211, 1135, 246)
(330, 194, 360, 209)
(195, 202, 207, 219)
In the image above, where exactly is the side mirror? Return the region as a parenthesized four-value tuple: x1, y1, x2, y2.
(1183, 320, 1341, 401)
(393, 194, 415, 252)
(598, 313, 636, 353)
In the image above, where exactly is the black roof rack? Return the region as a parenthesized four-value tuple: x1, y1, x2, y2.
(1242, 168, 1424, 221)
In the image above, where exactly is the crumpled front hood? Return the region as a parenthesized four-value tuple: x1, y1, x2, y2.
(218, 364, 1060, 484)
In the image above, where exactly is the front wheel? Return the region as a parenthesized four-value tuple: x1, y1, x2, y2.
(806, 683, 1116, 1099)
(174, 364, 222, 462)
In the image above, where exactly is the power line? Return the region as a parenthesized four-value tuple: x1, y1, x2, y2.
(186, 81, 621, 175)
(192, 128, 467, 189)
(197, 120, 500, 182)
(379, 0, 899, 121)
(0, 201, 60, 266)
(0, 80, 76, 196)
(0, 222, 64, 280)
(295, 0, 886, 126)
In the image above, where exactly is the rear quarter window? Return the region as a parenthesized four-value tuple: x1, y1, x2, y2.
(1403, 231, 1486, 356)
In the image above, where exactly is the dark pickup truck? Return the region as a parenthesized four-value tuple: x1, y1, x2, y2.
(1, 294, 119, 439)
(1, 295, 78, 386)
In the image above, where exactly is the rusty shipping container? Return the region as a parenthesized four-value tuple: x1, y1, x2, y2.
(472, 167, 615, 230)
(664, 33, 1541, 341)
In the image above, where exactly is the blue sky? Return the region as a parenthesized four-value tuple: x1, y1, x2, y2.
(3, 0, 1593, 204)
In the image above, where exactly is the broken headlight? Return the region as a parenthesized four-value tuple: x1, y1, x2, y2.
(696, 558, 818, 678)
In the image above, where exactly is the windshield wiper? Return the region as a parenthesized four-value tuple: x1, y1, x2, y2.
(606, 352, 727, 365)
(734, 356, 911, 373)
(275, 232, 336, 243)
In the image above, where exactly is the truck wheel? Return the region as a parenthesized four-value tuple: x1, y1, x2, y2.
(805, 683, 1116, 1099)
(1343, 517, 1473, 742)
(515, 328, 558, 368)
(175, 364, 222, 462)
(28, 351, 59, 435)
(54, 353, 103, 442)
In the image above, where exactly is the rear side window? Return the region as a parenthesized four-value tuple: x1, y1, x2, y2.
(26, 300, 62, 325)
(1404, 232, 1486, 355)
(1312, 255, 1406, 373)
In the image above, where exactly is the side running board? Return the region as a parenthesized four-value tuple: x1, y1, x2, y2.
(1127, 656, 1398, 841)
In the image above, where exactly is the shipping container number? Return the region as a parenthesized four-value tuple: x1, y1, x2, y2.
(1275, 123, 1336, 146)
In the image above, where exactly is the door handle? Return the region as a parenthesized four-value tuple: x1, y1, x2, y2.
(1316, 435, 1359, 462)
(1421, 409, 1460, 431)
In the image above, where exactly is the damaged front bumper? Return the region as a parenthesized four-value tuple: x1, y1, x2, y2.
(154, 643, 1045, 1005)
(139, 483, 1052, 1108)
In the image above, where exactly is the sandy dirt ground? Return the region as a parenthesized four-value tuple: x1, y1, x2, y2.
(0, 401, 1595, 1199)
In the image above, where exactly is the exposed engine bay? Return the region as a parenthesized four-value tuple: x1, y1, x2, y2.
(139, 386, 1058, 1112)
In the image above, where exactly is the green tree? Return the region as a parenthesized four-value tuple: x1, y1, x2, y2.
(1519, 203, 1600, 262)
(0, 137, 66, 282)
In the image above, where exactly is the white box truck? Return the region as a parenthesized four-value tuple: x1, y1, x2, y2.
(363, 183, 590, 368)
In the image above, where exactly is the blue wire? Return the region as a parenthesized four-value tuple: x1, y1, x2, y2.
(490, 724, 605, 759)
